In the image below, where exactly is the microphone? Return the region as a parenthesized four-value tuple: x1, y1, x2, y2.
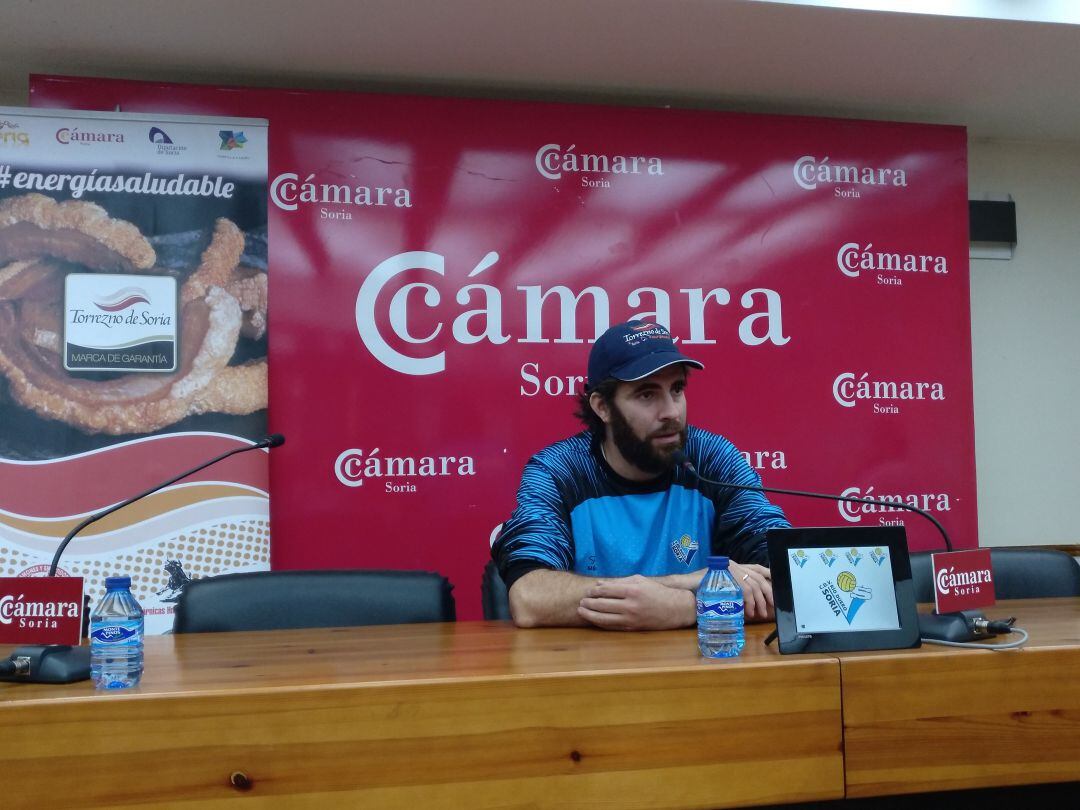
(262, 433, 285, 449)
(670, 450, 993, 645)
(671, 450, 952, 552)
(1, 434, 285, 684)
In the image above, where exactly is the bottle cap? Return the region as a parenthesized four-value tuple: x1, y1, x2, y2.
(706, 556, 729, 569)
(105, 576, 131, 589)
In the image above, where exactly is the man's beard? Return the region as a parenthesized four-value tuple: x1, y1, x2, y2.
(608, 403, 686, 476)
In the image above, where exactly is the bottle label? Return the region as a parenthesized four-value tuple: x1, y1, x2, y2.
(90, 620, 141, 645)
(697, 598, 744, 617)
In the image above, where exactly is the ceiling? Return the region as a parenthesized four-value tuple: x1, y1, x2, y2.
(2, 0, 1079, 142)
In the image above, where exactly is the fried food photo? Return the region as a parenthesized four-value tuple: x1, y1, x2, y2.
(0, 194, 267, 436)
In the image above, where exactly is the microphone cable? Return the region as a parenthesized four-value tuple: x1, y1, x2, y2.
(921, 616, 1029, 650)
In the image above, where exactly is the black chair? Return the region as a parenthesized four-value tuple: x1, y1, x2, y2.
(910, 548, 1080, 603)
(481, 560, 512, 621)
(173, 569, 455, 633)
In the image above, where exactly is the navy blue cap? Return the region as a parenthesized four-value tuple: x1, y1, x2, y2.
(587, 320, 704, 390)
(706, 556, 729, 569)
(105, 576, 131, 589)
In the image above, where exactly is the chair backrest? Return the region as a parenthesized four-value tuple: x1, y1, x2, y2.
(481, 560, 512, 621)
(173, 569, 455, 633)
(910, 548, 1080, 602)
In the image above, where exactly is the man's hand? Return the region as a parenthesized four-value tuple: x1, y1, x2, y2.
(728, 562, 774, 622)
(578, 575, 696, 630)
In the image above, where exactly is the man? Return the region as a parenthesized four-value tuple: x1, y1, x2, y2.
(492, 320, 790, 629)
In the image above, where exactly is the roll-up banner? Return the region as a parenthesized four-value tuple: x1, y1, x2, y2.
(0, 106, 269, 633)
(29, 77, 975, 619)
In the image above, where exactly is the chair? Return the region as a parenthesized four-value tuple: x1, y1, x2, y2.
(173, 569, 455, 633)
(910, 548, 1080, 603)
(481, 560, 512, 621)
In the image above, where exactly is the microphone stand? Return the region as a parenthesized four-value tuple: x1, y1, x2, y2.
(1, 434, 284, 684)
(672, 452, 976, 646)
(684, 474, 953, 552)
(49, 434, 284, 576)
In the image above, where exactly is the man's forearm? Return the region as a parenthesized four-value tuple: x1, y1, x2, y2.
(508, 569, 601, 628)
(509, 569, 702, 629)
(651, 569, 706, 590)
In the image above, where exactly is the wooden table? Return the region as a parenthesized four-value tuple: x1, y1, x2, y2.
(841, 597, 1080, 797)
(2, 599, 1076, 808)
(1, 621, 842, 809)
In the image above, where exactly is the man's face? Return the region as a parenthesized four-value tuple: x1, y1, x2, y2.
(603, 365, 688, 475)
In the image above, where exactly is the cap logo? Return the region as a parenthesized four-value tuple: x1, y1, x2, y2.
(622, 323, 668, 346)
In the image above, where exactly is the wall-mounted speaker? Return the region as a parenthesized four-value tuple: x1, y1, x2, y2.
(969, 200, 1017, 245)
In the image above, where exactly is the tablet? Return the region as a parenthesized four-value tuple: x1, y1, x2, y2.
(766, 526, 921, 654)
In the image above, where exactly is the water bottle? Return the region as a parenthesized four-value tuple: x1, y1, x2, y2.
(697, 556, 745, 658)
(89, 576, 144, 689)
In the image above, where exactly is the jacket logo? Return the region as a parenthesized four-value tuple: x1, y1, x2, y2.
(671, 533, 698, 566)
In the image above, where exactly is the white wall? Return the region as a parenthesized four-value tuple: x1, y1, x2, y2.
(969, 139, 1080, 546)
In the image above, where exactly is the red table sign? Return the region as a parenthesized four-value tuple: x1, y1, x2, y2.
(0, 577, 84, 645)
(932, 549, 995, 613)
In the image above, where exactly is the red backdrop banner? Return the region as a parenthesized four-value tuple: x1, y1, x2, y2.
(31, 76, 976, 618)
